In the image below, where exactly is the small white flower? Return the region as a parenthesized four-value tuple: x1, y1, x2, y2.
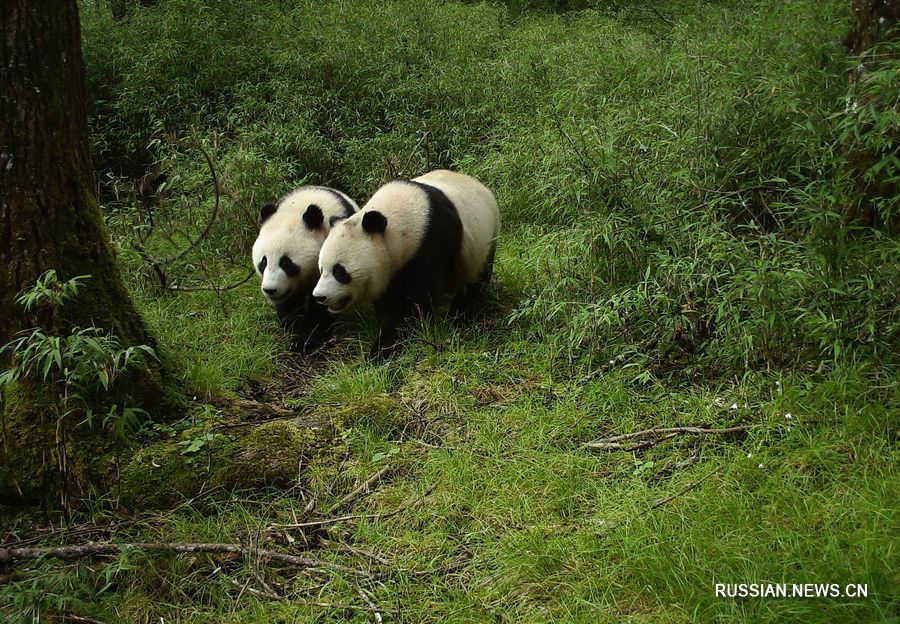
(743, 403, 747, 408)
(784, 413, 793, 420)
(609, 359, 615, 365)
(758, 463, 764, 469)
(775, 381, 781, 386)
(730, 403, 738, 410)
(746, 452, 753, 459)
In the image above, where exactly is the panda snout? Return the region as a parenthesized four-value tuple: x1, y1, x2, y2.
(313, 294, 327, 304)
(262, 285, 290, 302)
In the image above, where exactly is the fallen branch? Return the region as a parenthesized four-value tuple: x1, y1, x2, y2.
(584, 424, 756, 450)
(401, 130, 431, 176)
(230, 576, 283, 601)
(319, 538, 393, 567)
(586, 432, 680, 452)
(648, 6, 676, 27)
(357, 586, 384, 623)
(0, 542, 366, 575)
(327, 465, 392, 515)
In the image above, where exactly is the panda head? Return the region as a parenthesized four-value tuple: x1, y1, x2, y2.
(313, 210, 391, 314)
(251, 199, 333, 304)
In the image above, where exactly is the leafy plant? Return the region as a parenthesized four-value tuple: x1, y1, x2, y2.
(0, 270, 156, 438)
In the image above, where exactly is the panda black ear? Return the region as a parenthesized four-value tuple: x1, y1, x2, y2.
(328, 215, 345, 228)
(260, 202, 278, 225)
(303, 204, 324, 230)
(361, 210, 387, 235)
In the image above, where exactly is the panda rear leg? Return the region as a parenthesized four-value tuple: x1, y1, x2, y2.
(451, 242, 496, 320)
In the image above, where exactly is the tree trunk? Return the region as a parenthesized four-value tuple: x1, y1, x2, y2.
(844, 0, 898, 58)
(0, 0, 182, 508)
(842, 0, 899, 230)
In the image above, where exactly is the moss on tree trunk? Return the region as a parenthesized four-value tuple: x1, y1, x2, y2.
(0, 1, 183, 508)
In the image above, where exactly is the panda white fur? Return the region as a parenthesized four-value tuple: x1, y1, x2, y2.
(312, 170, 499, 359)
(252, 186, 357, 351)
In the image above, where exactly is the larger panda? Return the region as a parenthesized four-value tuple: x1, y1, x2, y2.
(252, 186, 357, 351)
(312, 170, 499, 359)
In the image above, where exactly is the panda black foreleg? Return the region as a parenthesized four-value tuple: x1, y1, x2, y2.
(370, 291, 432, 361)
(292, 296, 336, 352)
(277, 293, 334, 353)
(369, 297, 405, 361)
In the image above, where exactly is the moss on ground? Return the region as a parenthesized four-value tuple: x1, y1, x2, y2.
(119, 415, 340, 509)
(324, 394, 408, 438)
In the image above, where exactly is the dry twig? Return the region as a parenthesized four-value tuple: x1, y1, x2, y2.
(357, 586, 384, 623)
(229, 576, 393, 614)
(648, 466, 723, 511)
(319, 538, 393, 567)
(275, 484, 437, 531)
(327, 465, 392, 515)
(57, 615, 107, 624)
(165, 268, 255, 293)
(584, 424, 756, 450)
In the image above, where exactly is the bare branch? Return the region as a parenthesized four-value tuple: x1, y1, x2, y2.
(229, 575, 393, 613)
(649, 466, 723, 510)
(401, 130, 430, 177)
(327, 465, 392, 515)
(165, 268, 255, 293)
(0, 542, 368, 575)
(162, 141, 221, 265)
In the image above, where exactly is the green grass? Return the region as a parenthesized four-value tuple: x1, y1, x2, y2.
(2, 0, 898, 622)
(136, 279, 282, 399)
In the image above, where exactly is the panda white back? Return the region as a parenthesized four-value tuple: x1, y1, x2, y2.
(412, 170, 499, 286)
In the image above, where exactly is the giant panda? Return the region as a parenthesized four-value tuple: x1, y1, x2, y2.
(252, 186, 357, 351)
(312, 170, 499, 359)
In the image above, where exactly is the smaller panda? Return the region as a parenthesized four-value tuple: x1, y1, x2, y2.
(252, 186, 357, 351)
(312, 170, 499, 359)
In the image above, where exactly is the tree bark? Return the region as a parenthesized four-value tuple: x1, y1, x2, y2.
(0, 0, 182, 507)
(844, 0, 898, 58)
(842, 0, 899, 230)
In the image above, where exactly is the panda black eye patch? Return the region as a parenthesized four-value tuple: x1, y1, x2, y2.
(333, 264, 351, 284)
(279, 255, 300, 277)
(257, 256, 267, 274)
